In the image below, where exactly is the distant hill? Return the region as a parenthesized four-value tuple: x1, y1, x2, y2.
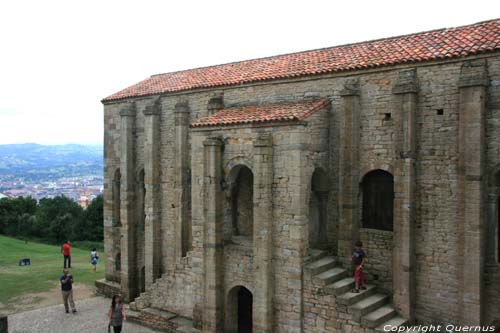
(0, 143, 103, 180)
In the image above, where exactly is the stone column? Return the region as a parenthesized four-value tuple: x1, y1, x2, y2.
(392, 68, 418, 322)
(283, 129, 309, 333)
(253, 133, 274, 333)
(202, 137, 224, 333)
(143, 100, 161, 288)
(457, 59, 487, 324)
(338, 80, 361, 260)
(119, 103, 138, 302)
(175, 101, 191, 258)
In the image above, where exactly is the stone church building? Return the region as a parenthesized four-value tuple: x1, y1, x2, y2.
(97, 19, 500, 332)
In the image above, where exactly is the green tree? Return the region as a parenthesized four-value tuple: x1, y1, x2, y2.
(35, 196, 83, 243)
(82, 195, 103, 241)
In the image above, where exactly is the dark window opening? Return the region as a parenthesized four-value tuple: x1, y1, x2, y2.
(436, 109, 444, 116)
(309, 168, 329, 248)
(384, 113, 392, 120)
(238, 287, 253, 333)
(362, 170, 394, 231)
(113, 169, 121, 226)
(231, 166, 254, 238)
(497, 198, 500, 264)
(140, 266, 146, 293)
(115, 253, 121, 272)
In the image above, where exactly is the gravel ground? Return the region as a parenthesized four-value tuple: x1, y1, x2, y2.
(8, 296, 157, 333)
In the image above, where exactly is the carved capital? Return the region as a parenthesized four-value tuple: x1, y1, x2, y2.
(458, 59, 488, 88)
(174, 101, 190, 114)
(143, 98, 162, 116)
(393, 68, 418, 94)
(253, 132, 273, 147)
(119, 103, 136, 117)
(340, 79, 360, 96)
(203, 137, 223, 147)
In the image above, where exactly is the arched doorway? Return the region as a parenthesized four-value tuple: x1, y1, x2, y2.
(309, 168, 329, 248)
(361, 169, 394, 231)
(226, 286, 253, 333)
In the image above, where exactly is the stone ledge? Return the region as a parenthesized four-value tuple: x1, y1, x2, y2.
(95, 279, 121, 298)
(127, 307, 199, 333)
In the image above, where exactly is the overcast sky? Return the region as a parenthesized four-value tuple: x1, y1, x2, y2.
(0, 0, 498, 145)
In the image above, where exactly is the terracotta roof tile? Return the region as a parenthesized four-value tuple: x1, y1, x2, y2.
(103, 19, 500, 102)
(190, 99, 329, 128)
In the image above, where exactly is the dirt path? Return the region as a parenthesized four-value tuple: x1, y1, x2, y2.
(8, 296, 157, 333)
(0, 283, 95, 315)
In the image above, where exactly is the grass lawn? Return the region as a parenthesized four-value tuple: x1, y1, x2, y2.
(0, 235, 104, 306)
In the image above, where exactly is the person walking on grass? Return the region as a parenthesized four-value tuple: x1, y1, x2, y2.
(351, 240, 367, 293)
(60, 268, 77, 314)
(108, 295, 126, 333)
(62, 240, 71, 268)
(90, 247, 99, 272)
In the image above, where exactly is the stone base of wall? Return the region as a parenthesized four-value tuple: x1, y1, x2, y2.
(0, 316, 7, 333)
(485, 266, 500, 324)
(127, 307, 199, 333)
(95, 279, 121, 298)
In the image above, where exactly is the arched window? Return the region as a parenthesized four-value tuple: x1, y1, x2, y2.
(137, 169, 146, 230)
(112, 169, 121, 226)
(229, 165, 254, 239)
(309, 168, 329, 248)
(115, 252, 121, 272)
(361, 170, 394, 231)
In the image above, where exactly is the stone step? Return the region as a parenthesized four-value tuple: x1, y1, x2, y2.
(177, 325, 201, 333)
(375, 316, 409, 333)
(362, 305, 397, 328)
(336, 284, 377, 306)
(325, 277, 355, 296)
(172, 317, 200, 332)
(313, 267, 347, 286)
(350, 293, 388, 322)
(305, 256, 336, 276)
(305, 248, 328, 263)
(142, 307, 178, 320)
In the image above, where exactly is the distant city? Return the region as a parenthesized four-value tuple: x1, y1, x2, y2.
(0, 143, 103, 207)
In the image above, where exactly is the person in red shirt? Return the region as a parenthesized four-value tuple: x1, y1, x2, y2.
(62, 240, 71, 268)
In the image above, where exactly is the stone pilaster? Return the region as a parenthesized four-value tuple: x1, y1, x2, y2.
(253, 133, 274, 333)
(457, 59, 488, 324)
(175, 101, 191, 258)
(119, 103, 138, 302)
(202, 137, 224, 333)
(338, 80, 361, 260)
(392, 68, 418, 322)
(143, 100, 161, 288)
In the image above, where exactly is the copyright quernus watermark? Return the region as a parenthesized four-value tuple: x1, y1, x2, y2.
(383, 325, 496, 333)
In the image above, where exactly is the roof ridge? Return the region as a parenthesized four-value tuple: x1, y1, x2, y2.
(150, 18, 500, 79)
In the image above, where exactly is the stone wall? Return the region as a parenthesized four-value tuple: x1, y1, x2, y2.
(359, 228, 393, 293)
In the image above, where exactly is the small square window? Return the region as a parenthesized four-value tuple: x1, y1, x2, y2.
(384, 113, 391, 120)
(436, 109, 444, 116)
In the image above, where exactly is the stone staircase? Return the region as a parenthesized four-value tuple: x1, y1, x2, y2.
(304, 251, 408, 332)
(126, 305, 199, 332)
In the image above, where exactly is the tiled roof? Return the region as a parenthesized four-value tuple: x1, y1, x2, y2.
(190, 99, 328, 128)
(103, 19, 500, 103)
